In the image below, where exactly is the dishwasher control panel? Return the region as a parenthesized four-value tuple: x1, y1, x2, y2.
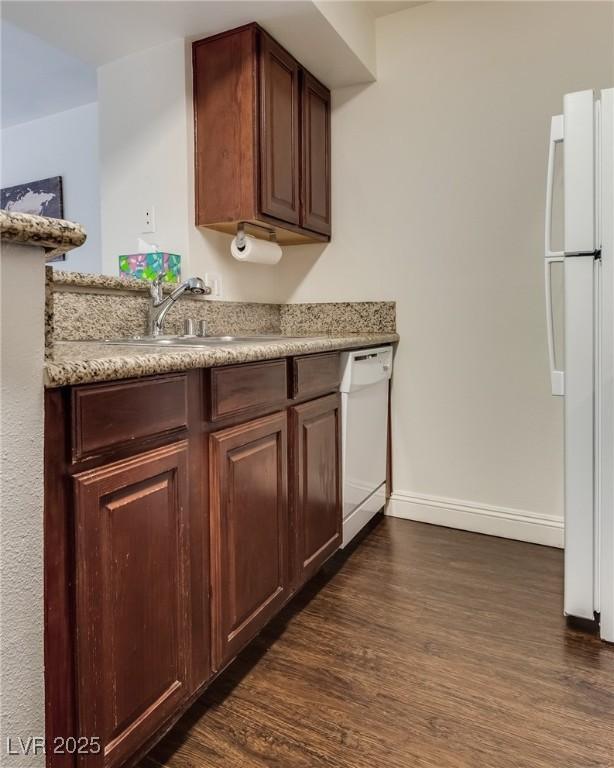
(340, 346, 393, 392)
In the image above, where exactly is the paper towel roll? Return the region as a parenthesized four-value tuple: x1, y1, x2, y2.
(231, 234, 282, 265)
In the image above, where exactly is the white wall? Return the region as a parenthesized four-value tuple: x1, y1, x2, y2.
(314, 1, 376, 78)
(1, 20, 97, 128)
(275, 1, 614, 543)
(0, 243, 46, 768)
(97, 2, 613, 544)
(99, 39, 190, 275)
(99, 37, 317, 301)
(1, 102, 101, 273)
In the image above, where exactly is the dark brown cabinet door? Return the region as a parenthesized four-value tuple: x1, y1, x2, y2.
(73, 442, 190, 768)
(193, 24, 330, 244)
(290, 394, 342, 588)
(259, 33, 300, 225)
(301, 71, 331, 236)
(193, 25, 258, 228)
(210, 411, 289, 669)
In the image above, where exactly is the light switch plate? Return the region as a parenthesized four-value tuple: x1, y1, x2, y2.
(142, 205, 155, 233)
(204, 272, 222, 297)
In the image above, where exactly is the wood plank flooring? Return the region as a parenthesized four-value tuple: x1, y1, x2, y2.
(141, 517, 614, 768)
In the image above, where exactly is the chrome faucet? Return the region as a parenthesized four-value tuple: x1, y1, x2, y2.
(147, 273, 211, 337)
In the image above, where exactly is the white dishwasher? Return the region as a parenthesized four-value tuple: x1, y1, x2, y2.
(339, 345, 393, 547)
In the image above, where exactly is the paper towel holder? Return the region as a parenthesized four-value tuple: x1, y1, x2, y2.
(235, 221, 277, 251)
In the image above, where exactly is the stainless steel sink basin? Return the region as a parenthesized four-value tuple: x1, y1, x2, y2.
(102, 334, 320, 347)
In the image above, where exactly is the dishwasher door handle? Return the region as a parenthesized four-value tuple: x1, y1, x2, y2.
(354, 353, 379, 362)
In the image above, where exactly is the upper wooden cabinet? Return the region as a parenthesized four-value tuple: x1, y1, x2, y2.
(301, 72, 332, 236)
(259, 34, 301, 226)
(193, 23, 331, 245)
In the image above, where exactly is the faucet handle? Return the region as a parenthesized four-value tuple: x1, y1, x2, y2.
(150, 271, 166, 302)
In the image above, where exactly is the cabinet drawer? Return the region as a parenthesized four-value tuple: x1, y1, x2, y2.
(292, 352, 340, 399)
(71, 374, 188, 462)
(209, 360, 288, 422)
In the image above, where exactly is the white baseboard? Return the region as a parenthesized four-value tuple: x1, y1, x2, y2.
(386, 490, 564, 548)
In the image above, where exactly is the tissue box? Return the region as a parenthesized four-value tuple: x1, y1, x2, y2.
(119, 252, 181, 283)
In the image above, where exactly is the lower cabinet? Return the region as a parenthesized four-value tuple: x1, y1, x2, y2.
(209, 411, 289, 670)
(72, 442, 191, 768)
(290, 394, 342, 587)
(47, 358, 349, 768)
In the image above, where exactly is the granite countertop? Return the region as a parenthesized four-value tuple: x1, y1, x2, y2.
(51, 269, 178, 293)
(46, 333, 399, 387)
(0, 211, 86, 259)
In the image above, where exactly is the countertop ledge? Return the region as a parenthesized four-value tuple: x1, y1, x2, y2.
(45, 334, 399, 388)
(51, 269, 178, 293)
(0, 211, 86, 259)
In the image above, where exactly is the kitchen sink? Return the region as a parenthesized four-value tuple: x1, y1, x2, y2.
(102, 334, 322, 347)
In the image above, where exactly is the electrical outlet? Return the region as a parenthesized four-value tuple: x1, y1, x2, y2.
(204, 272, 222, 297)
(142, 205, 155, 234)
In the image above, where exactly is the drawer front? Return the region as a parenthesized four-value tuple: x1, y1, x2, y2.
(210, 360, 288, 422)
(292, 352, 340, 399)
(71, 374, 188, 462)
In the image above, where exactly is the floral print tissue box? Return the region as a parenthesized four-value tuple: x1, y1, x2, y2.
(119, 252, 181, 283)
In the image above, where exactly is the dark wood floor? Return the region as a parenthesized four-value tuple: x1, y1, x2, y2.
(141, 517, 614, 768)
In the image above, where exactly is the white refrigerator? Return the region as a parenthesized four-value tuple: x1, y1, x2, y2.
(545, 88, 614, 642)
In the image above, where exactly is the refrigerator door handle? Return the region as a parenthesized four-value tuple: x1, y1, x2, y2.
(545, 114, 565, 259)
(545, 255, 565, 396)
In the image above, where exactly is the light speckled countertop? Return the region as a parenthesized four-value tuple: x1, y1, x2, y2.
(51, 268, 178, 293)
(46, 334, 399, 387)
(0, 211, 86, 259)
